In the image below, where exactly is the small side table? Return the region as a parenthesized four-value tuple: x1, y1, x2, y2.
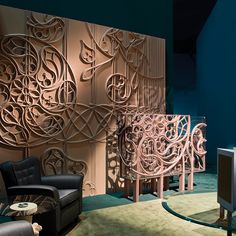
(0, 194, 56, 235)
(10, 202, 42, 236)
(10, 202, 37, 223)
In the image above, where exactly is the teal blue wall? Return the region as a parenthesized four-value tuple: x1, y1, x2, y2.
(197, 0, 236, 164)
(173, 54, 197, 116)
(0, 0, 173, 112)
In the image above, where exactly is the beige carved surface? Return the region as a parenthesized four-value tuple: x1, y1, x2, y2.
(117, 113, 206, 179)
(116, 113, 206, 199)
(27, 13, 65, 44)
(0, 34, 76, 147)
(0, 5, 166, 195)
(40, 147, 87, 176)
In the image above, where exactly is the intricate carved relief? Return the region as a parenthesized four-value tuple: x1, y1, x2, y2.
(80, 40, 95, 64)
(0, 19, 165, 147)
(83, 181, 96, 196)
(40, 147, 96, 195)
(190, 121, 207, 170)
(106, 73, 132, 104)
(117, 114, 206, 178)
(81, 24, 165, 110)
(40, 147, 87, 176)
(0, 35, 76, 147)
(64, 104, 116, 143)
(27, 13, 65, 43)
(0, 9, 167, 196)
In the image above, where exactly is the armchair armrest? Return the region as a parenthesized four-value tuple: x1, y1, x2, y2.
(41, 174, 83, 190)
(8, 185, 59, 201)
(0, 220, 34, 236)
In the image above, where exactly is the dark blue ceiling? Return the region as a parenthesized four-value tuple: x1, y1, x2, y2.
(174, 0, 217, 54)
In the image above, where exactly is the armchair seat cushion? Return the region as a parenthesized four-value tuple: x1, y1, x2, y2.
(58, 189, 80, 208)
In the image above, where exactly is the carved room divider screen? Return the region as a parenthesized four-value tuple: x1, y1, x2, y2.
(0, 5, 165, 196)
(117, 113, 206, 201)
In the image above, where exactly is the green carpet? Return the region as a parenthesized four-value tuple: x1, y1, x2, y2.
(66, 172, 220, 235)
(67, 196, 227, 236)
(82, 172, 218, 212)
(83, 192, 159, 212)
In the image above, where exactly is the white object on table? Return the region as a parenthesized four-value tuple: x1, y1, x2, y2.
(10, 202, 37, 213)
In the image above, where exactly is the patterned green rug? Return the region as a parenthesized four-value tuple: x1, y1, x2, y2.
(67, 193, 229, 236)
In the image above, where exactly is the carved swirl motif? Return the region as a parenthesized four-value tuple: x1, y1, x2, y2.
(40, 147, 87, 176)
(27, 13, 65, 43)
(82, 24, 164, 107)
(190, 122, 207, 169)
(0, 35, 76, 147)
(117, 114, 206, 178)
(83, 181, 96, 196)
(0, 17, 165, 147)
(106, 73, 131, 104)
(0, 11, 167, 197)
(80, 40, 95, 64)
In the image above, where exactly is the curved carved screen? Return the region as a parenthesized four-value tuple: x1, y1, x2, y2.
(0, 6, 165, 195)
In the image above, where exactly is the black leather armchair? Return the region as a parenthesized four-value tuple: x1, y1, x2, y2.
(0, 157, 83, 236)
(0, 220, 34, 236)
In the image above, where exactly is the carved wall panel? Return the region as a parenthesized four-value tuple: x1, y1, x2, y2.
(0, 5, 166, 196)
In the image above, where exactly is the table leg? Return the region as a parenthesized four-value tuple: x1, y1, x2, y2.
(124, 178, 130, 198)
(227, 210, 232, 236)
(179, 173, 185, 192)
(133, 179, 140, 202)
(163, 176, 170, 191)
(220, 206, 225, 219)
(157, 175, 164, 199)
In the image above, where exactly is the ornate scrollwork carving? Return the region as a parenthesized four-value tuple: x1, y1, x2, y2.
(190, 122, 207, 170)
(80, 40, 95, 64)
(82, 24, 165, 108)
(117, 113, 206, 178)
(83, 181, 96, 196)
(40, 147, 87, 176)
(27, 13, 65, 43)
(0, 21, 165, 147)
(0, 10, 167, 197)
(0, 35, 76, 147)
(106, 73, 132, 104)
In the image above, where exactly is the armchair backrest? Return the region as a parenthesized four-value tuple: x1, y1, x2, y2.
(0, 157, 41, 189)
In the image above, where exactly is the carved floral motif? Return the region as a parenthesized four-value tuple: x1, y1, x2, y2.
(117, 113, 206, 178)
(0, 35, 76, 146)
